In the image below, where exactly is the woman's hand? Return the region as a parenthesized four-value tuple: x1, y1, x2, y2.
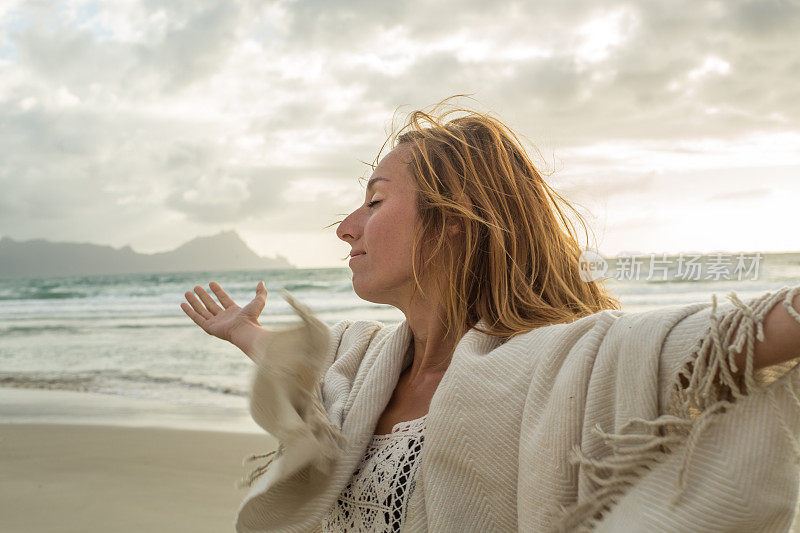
(180, 281, 270, 355)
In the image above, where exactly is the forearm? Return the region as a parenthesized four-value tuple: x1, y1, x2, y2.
(732, 289, 800, 372)
(230, 321, 273, 363)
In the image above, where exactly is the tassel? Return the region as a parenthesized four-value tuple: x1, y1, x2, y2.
(551, 285, 800, 533)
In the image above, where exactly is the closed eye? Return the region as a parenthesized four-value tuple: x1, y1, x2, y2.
(367, 200, 381, 208)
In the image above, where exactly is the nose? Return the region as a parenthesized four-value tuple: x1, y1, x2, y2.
(336, 209, 361, 243)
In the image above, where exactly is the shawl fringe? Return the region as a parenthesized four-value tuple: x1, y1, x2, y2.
(235, 289, 348, 490)
(551, 285, 800, 532)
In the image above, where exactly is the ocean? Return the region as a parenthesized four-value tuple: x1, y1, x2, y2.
(1, 252, 798, 431)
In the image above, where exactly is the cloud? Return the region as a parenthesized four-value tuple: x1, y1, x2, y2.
(0, 0, 798, 266)
(558, 172, 656, 200)
(707, 188, 773, 202)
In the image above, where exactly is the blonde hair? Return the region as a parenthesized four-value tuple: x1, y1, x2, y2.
(359, 95, 621, 357)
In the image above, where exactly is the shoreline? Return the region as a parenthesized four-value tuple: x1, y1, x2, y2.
(0, 386, 264, 434)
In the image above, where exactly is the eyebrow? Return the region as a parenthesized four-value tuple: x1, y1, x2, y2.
(366, 176, 390, 193)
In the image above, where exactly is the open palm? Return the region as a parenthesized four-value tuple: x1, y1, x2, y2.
(180, 281, 268, 344)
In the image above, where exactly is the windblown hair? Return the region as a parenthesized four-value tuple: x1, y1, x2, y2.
(361, 96, 622, 357)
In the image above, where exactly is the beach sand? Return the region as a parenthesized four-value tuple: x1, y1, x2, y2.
(4, 388, 800, 532)
(0, 387, 277, 533)
(0, 422, 277, 533)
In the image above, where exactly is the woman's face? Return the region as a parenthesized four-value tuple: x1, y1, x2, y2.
(337, 144, 423, 308)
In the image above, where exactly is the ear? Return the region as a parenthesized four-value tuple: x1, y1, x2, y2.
(447, 190, 472, 237)
(447, 220, 463, 237)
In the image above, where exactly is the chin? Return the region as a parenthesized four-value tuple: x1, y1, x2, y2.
(352, 284, 382, 305)
(351, 276, 393, 306)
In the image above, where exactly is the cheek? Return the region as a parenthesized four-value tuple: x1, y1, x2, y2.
(367, 210, 416, 250)
(365, 210, 392, 241)
(364, 197, 419, 251)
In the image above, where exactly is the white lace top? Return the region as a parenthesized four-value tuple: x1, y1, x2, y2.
(322, 413, 427, 532)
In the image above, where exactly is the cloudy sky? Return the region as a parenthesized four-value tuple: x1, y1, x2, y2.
(1, 0, 798, 269)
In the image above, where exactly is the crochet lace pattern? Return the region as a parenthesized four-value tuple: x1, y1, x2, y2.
(322, 413, 427, 532)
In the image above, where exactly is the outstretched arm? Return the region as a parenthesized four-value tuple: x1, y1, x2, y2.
(731, 287, 800, 373)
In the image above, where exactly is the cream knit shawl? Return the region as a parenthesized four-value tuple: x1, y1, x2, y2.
(235, 284, 800, 532)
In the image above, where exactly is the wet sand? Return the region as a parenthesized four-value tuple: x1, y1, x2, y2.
(0, 422, 277, 533)
(0, 387, 275, 532)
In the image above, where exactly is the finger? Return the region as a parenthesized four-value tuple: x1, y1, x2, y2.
(209, 281, 237, 308)
(194, 285, 223, 315)
(180, 302, 207, 328)
(256, 281, 268, 299)
(185, 290, 212, 320)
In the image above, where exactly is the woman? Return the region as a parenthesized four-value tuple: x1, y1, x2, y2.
(181, 98, 800, 532)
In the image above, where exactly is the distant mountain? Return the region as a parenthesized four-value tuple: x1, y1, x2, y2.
(0, 230, 295, 279)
